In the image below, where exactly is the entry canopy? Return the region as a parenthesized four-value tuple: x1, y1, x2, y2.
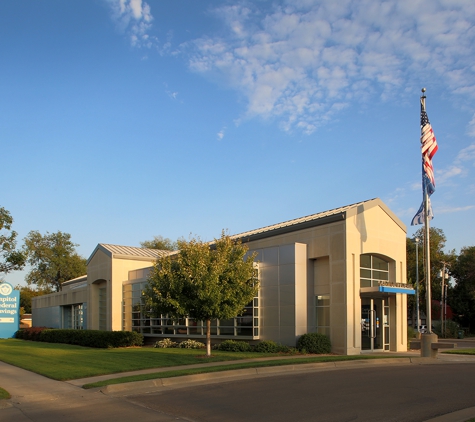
(361, 282, 415, 296)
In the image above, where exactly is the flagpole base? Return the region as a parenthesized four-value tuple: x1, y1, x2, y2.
(420, 333, 438, 358)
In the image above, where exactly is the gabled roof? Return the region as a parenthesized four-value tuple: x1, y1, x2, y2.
(231, 198, 404, 243)
(87, 243, 173, 264)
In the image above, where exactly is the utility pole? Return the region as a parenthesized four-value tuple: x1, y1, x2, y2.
(415, 237, 421, 333)
(440, 261, 449, 337)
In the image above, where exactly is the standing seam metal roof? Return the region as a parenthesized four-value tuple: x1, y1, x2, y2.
(97, 244, 172, 259)
(231, 198, 377, 241)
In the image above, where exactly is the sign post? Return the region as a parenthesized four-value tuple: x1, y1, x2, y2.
(0, 282, 20, 338)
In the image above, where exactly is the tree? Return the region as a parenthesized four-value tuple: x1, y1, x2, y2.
(0, 207, 26, 274)
(143, 232, 259, 356)
(406, 227, 455, 320)
(140, 235, 177, 251)
(23, 231, 87, 292)
(450, 246, 475, 333)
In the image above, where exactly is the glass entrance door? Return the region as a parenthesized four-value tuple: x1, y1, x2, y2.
(361, 298, 383, 351)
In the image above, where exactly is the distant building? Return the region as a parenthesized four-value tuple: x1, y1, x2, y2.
(32, 198, 414, 355)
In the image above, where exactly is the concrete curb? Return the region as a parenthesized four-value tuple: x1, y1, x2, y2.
(100, 357, 420, 396)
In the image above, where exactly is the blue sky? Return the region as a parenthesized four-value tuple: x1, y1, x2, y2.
(2, 0, 475, 287)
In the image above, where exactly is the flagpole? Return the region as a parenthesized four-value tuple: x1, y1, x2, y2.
(421, 88, 432, 334)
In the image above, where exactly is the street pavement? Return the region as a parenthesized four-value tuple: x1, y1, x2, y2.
(1, 340, 475, 422)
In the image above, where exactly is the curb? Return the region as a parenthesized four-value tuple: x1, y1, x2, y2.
(101, 357, 415, 396)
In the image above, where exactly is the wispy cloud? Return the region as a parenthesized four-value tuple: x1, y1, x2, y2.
(217, 128, 226, 140)
(106, 0, 156, 48)
(187, 0, 475, 134)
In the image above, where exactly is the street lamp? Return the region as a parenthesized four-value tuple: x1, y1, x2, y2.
(415, 237, 420, 334)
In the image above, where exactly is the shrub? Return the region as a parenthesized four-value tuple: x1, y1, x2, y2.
(15, 327, 48, 341)
(153, 338, 178, 348)
(16, 328, 143, 348)
(252, 340, 288, 353)
(217, 340, 251, 352)
(296, 333, 331, 354)
(178, 339, 205, 349)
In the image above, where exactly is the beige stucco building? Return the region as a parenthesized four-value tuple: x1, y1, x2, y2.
(32, 198, 414, 355)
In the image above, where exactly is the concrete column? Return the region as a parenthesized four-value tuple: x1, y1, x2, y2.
(420, 333, 438, 358)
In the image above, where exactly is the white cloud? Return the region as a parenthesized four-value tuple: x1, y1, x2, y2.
(437, 205, 475, 214)
(106, 0, 156, 48)
(187, 0, 475, 133)
(217, 128, 226, 140)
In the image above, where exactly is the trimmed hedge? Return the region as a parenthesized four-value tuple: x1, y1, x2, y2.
(15, 328, 143, 348)
(296, 333, 331, 354)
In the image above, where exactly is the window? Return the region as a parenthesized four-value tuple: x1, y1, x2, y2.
(122, 281, 260, 339)
(316, 295, 330, 337)
(99, 287, 107, 331)
(360, 255, 389, 287)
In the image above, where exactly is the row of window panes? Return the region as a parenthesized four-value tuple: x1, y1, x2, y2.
(123, 282, 259, 338)
(360, 255, 389, 288)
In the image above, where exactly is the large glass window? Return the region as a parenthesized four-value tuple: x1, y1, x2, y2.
(316, 295, 330, 337)
(360, 255, 389, 287)
(122, 281, 259, 339)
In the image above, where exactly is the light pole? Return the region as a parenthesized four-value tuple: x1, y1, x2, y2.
(415, 237, 420, 334)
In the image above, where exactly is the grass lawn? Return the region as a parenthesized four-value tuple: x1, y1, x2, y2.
(0, 339, 414, 386)
(0, 387, 10, 400)
(443, 349, 475, 355)
(0, 339, 288, 381)
(83, 354, 382, 389)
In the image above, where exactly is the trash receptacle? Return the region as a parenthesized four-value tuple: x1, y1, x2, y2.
(458, 330, 464, 339)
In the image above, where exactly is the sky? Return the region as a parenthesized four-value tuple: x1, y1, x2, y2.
(2, 0, 475, 287)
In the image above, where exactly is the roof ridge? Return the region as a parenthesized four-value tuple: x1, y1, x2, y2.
(231, 198, 378, 240)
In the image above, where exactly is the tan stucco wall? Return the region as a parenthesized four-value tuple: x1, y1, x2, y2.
(345, 200, 408, 353)
(87, 248, 156, 331)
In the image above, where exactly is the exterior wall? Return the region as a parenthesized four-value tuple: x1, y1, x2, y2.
(249, 243, 307, 346)
(87, 248, 156, 331)
(345, 201, 408, 353)
(245, 220, 348, 352)
(33, 306, 61, 328)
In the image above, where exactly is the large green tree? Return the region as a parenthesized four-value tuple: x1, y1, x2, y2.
(450, 246, 475, 333)
(143, 232, 258, 356)
(140, 235, 177, 251)
(0, 207, 26, 275)
(23, 231, 87, 292)
(406, 227, 455, 322)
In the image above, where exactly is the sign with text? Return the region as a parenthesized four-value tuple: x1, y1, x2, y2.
(0, 282, 19, 338)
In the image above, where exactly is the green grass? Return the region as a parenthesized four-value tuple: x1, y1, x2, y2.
(0, 339, 407, 388)
(82, 355, 383, 389)
(0, 387, 10, 400)
(443, 349, 475, 355)
(0, 339, 286, 380)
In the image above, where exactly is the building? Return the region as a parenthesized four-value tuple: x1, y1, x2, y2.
(32, 198, 414, 355)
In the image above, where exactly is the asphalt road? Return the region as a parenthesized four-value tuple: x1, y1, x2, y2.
(127, 363, 475, 422)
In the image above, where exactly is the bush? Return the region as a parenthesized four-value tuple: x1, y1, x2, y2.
(16, 328, 143, 348)
(296, 333, 331, 354)
(217, 340, 251, 352)
(178, 339, 205, 349)
(252, 340, 289, 353)
(153, 338, 178, 348)
(15, 327, 48, 341)
(433, 320, 460, 339)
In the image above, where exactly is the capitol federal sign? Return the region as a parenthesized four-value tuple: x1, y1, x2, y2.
(0, 282, 19, 338)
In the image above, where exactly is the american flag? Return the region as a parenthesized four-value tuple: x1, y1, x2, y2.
(411, 98, 438, 226)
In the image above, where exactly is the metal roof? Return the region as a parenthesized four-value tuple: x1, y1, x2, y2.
(231, 198, 378, 243)
(87, 243, 174, 264)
